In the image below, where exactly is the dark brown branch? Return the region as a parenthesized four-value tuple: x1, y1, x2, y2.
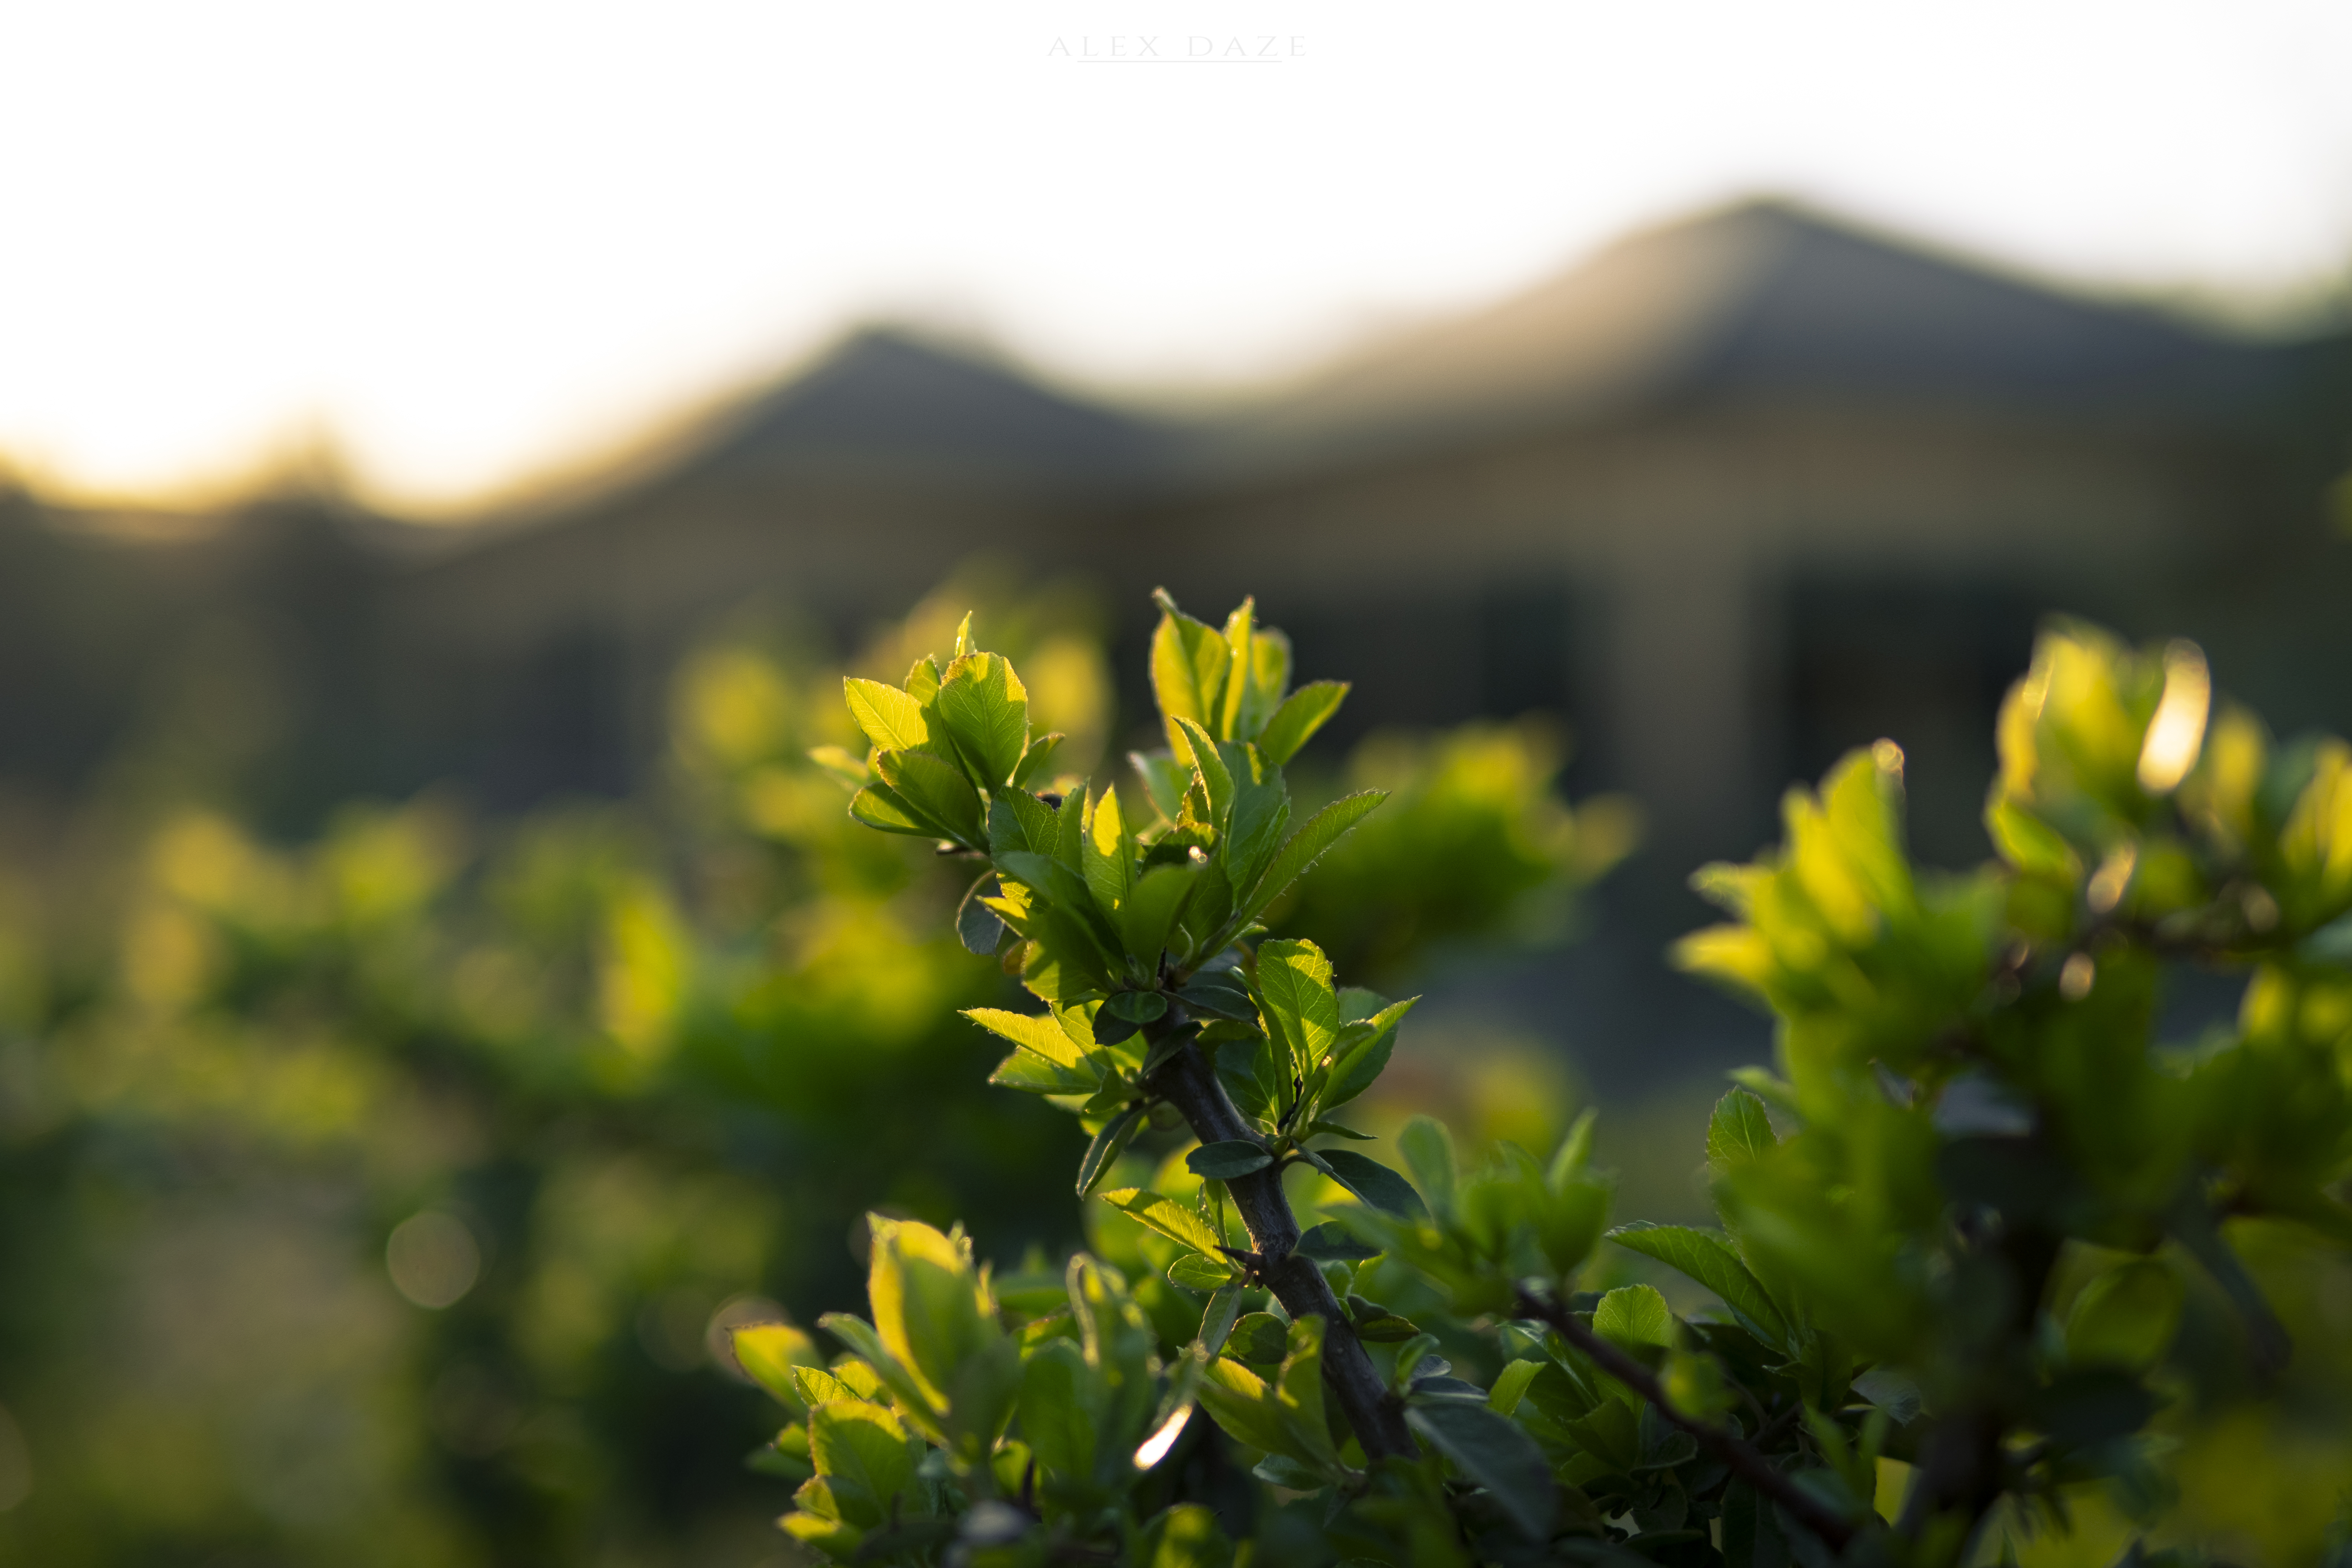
(1513, 1287, 1857, 1552)
(1145, 1020, 1419, 1461)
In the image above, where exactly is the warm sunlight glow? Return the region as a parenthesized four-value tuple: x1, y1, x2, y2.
(3, 0, 2349, 510)
(1133, 1404, 1192, 1470)
(2137, 641, 2213, 795)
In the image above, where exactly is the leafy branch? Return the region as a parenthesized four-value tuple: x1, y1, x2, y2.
(1510, 1286, 1857, 1551)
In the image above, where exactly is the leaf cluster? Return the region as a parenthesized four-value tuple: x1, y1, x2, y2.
(801, 600, 2352, 1566)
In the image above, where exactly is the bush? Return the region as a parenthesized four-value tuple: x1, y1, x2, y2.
(758, 597, 2352, 1565)
(0, 576, 1612, 1564)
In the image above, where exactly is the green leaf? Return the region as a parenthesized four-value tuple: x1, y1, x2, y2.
(1607, 1223, 1790, 1349)
(1131, 749, 1190, 823)
(1397, 1116, 1458, 1217)
(1245, 790, 1386, 913)
(1196, 1358, 1296, 1459)
(1218, 599, 1257, 742)
(965, 1008, 1091, 1073)
(1174, 717, 1234, 827)
(1013, 731, 1066, 790)
(1119, 864, 1197, 972)
(1103, 1187, 1225, 1255)
(1199, 1286, 1245, 1356)
(1353, 1314, 1421, 1342)
(848, 782, 941, 838)
(1274, 1315, 1343, 1468)
(1297, 1222, 1380, 1262)
(1176, 969, 1255, 1022)
(866, 1217, 1000, 1415)
(1305, 1119, 1375, 1140)
(790, 1364, 863, 1410)
(957, 874, 1006, 956)
(1314, 1150, 1426, 1218)
(1548, 1109, 1599, 1187)
(875, 749, 983, 845)
(1487, 1358, 1543, 1416)
(935, 651, 1030, 788)
(1239, 626, 1292, 742)
(994, 848, 1091, 916)
(1226, 1313, 1289, 1364)
(1187, 1140, 1273, 1180)
(1137, 1502, 1234, 1568)
(1404, 1398, 1557, 1543)
(1320, 995, 1417, 1112)
(1083, 787, 1137, 923)
(1220, 744, 1291, 894)
(1254, 680, 1349, 765)
(1167, 1253, 1241, 1291)
(844, 677, 930, 753)
(1593, 1284, 1676, 1351)
(988, 1050, 1095, 1095)
(1017, 1341, 1096, 1482)
(1103, 990, 1169, 1025)
(905, 655, 942, 705)
(1253, 939, 1340, 1084)
(807, 1400, 917, 1531)
(732, 1322, 820, 1410)
(989, 790, 1061, 856)
(1077, 1104, 1147, 1197)
(1706, 1087, 1778, 1168)
(813, 1316, 940, 1441)
(1215, 1040, 1280, 1128)
(1152, 591, 1232, 751)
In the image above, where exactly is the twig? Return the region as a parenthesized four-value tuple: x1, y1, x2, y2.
(1514, 1286, 1857, 1552)
(1145, 1012, 1419, 1461)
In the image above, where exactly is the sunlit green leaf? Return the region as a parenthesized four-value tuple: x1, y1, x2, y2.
(1243, 790, 1386, 916)
(1103, 1186, 1224, 1255)
(1254, 680, 1348, 765)
(843, 677, 929, 753)
(935, 651, 1029, 788)
(875, 749, 983, 845)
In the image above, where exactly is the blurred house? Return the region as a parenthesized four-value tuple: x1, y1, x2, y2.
(385, 198, 2352, 868)
(6, 199, 2350, 876)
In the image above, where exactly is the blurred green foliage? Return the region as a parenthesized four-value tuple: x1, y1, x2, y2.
(1272, 720, 1637, 988)
(0, 574, 1613, 1564)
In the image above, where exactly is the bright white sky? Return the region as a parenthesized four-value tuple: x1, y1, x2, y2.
(4, 0, 2349, 513)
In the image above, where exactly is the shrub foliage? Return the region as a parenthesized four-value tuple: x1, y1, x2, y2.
(759, 596, 2352, 1566)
